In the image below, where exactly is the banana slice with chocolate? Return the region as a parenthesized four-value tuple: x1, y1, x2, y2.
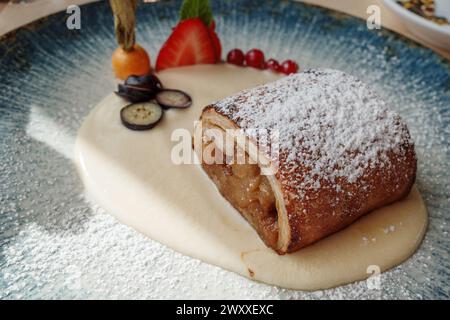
(120, 102, 163, 131)
(156, 89, 192, 109)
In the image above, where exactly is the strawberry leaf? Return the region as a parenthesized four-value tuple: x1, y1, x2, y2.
(180, 0, 213, 26)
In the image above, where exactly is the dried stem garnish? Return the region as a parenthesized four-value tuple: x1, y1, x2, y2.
(109, 0, 138, 51)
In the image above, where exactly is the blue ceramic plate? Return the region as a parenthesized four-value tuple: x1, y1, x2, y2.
(0, 0, 449, 299)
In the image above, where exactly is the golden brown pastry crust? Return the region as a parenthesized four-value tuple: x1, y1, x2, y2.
(197, 69, 417, 254)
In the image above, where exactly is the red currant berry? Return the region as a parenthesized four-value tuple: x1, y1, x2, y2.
(245, 49, 265, 69)
(281, 60, 299, 75)
(266, 59, 281, 72)
(227, 49, 245, 66)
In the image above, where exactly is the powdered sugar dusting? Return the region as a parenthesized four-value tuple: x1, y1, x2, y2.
(214, 69, 412, 198)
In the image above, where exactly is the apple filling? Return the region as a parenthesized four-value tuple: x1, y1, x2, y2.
(201, 144, 279, 249)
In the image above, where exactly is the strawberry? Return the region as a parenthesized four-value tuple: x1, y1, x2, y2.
(208, 19, 222, 61)
(209, 28, 222, 62)
(155, 18, 216, 71)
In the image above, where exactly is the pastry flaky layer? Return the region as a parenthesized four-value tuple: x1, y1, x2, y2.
(196, 69, 416, 254)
